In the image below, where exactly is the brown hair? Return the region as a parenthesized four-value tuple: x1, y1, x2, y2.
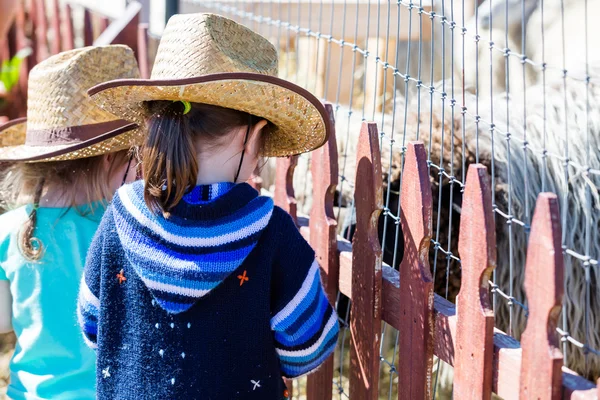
(142, 101, 267, 217)
(0, 150, 131, 261)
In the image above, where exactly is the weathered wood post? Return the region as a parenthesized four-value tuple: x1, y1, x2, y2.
(519, 193, 564, 400)
(34, 0, 48, 61)
(349, 121, 383, 400)
(83, 9, 94, 46)
(306, 103, 339, 400)
(454, 164, 496, 399)
(274, 154, 299, 398)
(137, 23, 150, 79)
(397, 141, 433, 400)
(50, 0, 61, 55)
(63, 4, 75, 51)
(274, 156, 299, 224)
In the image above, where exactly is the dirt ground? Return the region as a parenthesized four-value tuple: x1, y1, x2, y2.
(0, 332, 15, 399)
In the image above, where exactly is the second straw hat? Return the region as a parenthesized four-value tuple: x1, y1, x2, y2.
(0, 45, 140, 162)
(88, 13, 331, 157)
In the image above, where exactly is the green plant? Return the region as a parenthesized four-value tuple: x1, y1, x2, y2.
(0, 47, 31, 95)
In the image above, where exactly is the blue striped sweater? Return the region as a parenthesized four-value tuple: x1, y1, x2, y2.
(77, 181, 339, 399)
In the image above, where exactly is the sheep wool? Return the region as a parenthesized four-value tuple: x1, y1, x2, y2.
(77, 181, 339, 399)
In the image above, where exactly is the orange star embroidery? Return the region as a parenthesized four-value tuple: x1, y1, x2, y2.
(116, 269, 127, 284)
(237, 270, 249, 286)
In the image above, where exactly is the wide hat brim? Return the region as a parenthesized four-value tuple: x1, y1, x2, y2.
(0, 118, 139, 162)
(88, 72, 332, 157)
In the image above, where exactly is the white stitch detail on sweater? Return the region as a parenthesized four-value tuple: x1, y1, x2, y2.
(102, 367, 110, 379)
(171, 378, 175, 385)
(187, 323, 191, 328)
(181, 352, 186, 359)
(159, 349, 164, 357)
(155, 323, 160, 329)
(251, 380, 261, 390)
(170, 323, 174, 329)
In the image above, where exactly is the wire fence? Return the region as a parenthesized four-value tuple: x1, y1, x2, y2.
(180, 0, 600, 397)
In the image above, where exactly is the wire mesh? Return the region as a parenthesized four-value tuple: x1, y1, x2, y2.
(177, 0, 600, 395)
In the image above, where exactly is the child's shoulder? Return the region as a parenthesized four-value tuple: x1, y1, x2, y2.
(269, 205, 299, 232)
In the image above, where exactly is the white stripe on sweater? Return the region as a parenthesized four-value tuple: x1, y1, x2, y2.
(79, 276, 100, 309)
(271, 260, 320, 326)
(81, 332, 97, 349)
(275, 312, 338, 358)
(119, 188, 272, 247)
(140, 276, 211, 297)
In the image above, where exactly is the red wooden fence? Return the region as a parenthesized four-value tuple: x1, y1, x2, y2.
(2, 4, 599, 397)
(0, 0, 149, 120)
(275, 104, 600, 399)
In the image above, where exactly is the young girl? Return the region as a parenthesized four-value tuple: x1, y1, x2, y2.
(80, 13, 338, 399)
(0, 45, 140, 399)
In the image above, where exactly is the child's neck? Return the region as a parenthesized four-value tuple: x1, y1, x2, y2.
(194, 151, 239, 185)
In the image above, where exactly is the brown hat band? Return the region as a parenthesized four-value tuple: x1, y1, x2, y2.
(25, 119, 135, 146)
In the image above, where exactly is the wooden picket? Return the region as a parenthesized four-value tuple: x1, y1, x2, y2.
(274, 156, 299, 224)
(520, 194, 564, 400)
(273, 156, 300, 400)
(0, 0, 148, 120)
(397, 142, 434, 400)
(305, 103, 338, 400)
(348, 121, 383, 399)
(454, 164, 496, 399)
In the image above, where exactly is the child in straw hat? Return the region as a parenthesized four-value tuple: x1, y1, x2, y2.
(0, 45, 141, 399)
(81, 13, 338, 399)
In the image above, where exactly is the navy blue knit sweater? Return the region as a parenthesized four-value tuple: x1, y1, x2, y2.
(77, 181, 339, 399)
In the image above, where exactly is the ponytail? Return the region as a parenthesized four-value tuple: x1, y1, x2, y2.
(19, 177, 45, 261)
(141, 101, 270, 218)
(143, 101, 198, 218)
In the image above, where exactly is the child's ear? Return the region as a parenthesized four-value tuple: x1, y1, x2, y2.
(246, 119, 268, 154)
(103, 153, 114, 170)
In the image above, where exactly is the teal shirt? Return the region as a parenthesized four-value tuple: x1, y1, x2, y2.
(0, 204, 104, 400)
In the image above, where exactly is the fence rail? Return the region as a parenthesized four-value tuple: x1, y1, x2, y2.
(274, 104, 599, 399)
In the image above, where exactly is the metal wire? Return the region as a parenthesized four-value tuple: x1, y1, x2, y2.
(182, 0, 600, 393)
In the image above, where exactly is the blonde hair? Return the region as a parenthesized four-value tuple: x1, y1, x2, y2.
(0, 150, 131, 260)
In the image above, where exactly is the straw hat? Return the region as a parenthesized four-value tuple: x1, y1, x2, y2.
(0, 45, 141, 162)
(87, 13, 331, 157)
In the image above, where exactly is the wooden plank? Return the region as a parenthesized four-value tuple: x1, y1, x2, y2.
(520, 193, 564, 400)
(63, 4, 75, 51)
(50, 0, 61, 55)
(349, 121, 383, 400)
(34, 0, 48, 60)
(94, 1, 142, 54)
(337, 252, 598, 398)
(454, 164, 496, 399)
(397, 141, 434, 400)
(83, 8, 94, 46)
(306, 103, 339, 400)
(274, 157, 299, 224)
(15, 2, 28, 102)
(137, 23, 150, 79)
(273, 153, 298, 399)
